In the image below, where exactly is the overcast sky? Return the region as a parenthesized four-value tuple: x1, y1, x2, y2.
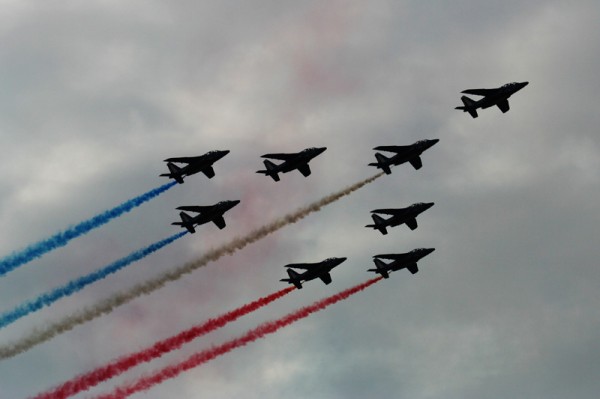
(1, 1, 599, 398)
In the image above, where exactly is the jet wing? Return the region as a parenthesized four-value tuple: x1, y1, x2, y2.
(201, 166, 216, 179)
(261, 153, 296, 160)
(461, 88, 497, 96)
(405, 218, 418, 230)
(374, 254, 405, 260)
(371, 208, 403, 216)
(297, 163, 312, 177)
(164, 156, 203, 164)
(373, 145, 410, 153)
(176, 205, 214, 213)
(497, 99, 510, 113)
(284, 263, 316, 270)
(319, 273, 332, 285)
(406, 263, 419, 274)
(409, 156, 422, 170)
(212, 215, 226, 229)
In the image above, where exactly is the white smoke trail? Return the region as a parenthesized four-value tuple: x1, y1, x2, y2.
(0, 173, 382, 360)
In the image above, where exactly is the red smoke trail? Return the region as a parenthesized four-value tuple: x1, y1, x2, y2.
(95, 277, 382, 399)
(34, 287, 295, 399)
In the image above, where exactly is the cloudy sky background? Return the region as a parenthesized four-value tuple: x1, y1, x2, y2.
(1, 1, 599, 397)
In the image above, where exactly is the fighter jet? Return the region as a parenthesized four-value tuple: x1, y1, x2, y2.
(256, 147, 327, 181)
(369, 248, 435, 278)
(280, 257, 347, 289)
(161, 150, 230, 184)
(455, 81, 529, 118)
(369, 139, 439, 174)
(366, 202, 434, 235)
(172, 200, 240, 233)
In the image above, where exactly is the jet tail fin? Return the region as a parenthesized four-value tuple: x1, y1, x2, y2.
(365, 214, 388, 235)
(280, 268, 302, 289)
(161, 162, 184, 183)
(369, 153, 392, 174)
(256, 160, 280, 181)
(172, 211, 196, 233)
(455, 96, 478, 118)
(368, 258, 390, 279)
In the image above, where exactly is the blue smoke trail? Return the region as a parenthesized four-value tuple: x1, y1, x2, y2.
(0, 181, 177, 278)
(0, 230, 187, 329)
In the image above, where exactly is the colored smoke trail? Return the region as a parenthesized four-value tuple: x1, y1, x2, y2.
(0, 173, 383, 359)
(0, 181, 177, 277)
(96, 277, 383, 399)
(34, 287, 294, 399)
(0, 231, 187, 330)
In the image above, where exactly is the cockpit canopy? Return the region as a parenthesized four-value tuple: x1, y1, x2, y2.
(501, 82, 519, 88)
(415, 139, 432, 147)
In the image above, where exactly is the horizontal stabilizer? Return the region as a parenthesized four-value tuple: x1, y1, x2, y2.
(369, 153, 392, 174)
(370, 258, 390, 278)
(173, 212, 196, 233)
(366, 214, 388, 235)
(161, 162, 184, 183)
(281, 268, 303, 289)
(456, 96, 478, 118)
(256, 160, 280, 181)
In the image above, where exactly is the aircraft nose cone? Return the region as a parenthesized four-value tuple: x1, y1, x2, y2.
(318, 147, 327, 154)
(425, 202, 435, 209)
(223, 200, 240, 209)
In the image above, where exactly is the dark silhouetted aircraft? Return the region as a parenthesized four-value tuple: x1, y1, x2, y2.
(369, 139, 439, 174)
(161, 150, 230, 183)
(366, 202, 434, 235)
(369, 248, 435, 278)
(455, 81, 529, 118)
(256, 147, 327, 181)
(280, 257, 346, 289)
(172, 200, 240, 233)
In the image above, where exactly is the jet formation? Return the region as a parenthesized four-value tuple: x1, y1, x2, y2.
(366, 202, 434, 235)
(455, 81, 529, 118)
(256, 147, 327, 181)
(369, 248, 436, 278)
(162, 144, 441, 286)
(369, 139, 439, 174)
(161, 150, 230, 184)
(280, 257, 347, 289)
(172, 200, 240, 234)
